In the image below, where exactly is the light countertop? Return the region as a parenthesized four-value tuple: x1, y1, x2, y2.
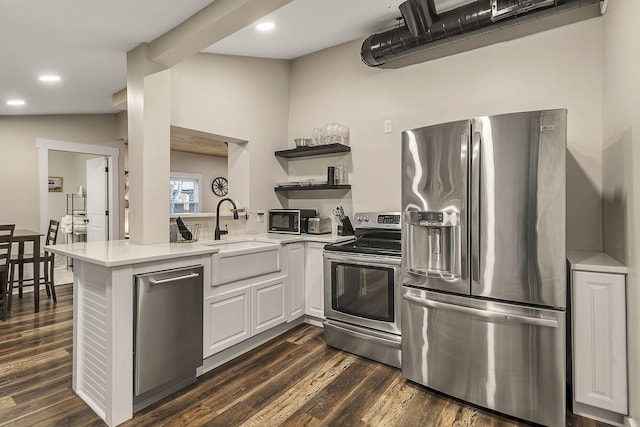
(567, 250, 628, 274)
(45, 240, 219, 268)
(45, 233, 353, 268)
(230, 233, 353, 245)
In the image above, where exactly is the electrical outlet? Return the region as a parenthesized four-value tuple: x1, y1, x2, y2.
(257, 210, 264, 223)
(383, 119, 393, 134)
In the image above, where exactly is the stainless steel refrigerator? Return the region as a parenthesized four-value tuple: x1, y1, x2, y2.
(401, 109, 567, 427)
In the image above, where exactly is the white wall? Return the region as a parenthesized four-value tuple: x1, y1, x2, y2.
(602, 0, 640, 422)
(0, 115, 123, 235)
(288, 18, 604, 250)
(170, 53, 291, 234)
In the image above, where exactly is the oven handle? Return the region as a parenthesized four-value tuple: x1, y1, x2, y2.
(403, 294, 559, 328)
(325, 321, 401, 347)
(323, 251, 401, 267)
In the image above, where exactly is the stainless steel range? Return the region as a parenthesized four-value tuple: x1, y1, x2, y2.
(323, 212, 401, 368)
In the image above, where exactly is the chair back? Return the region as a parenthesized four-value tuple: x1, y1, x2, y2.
(0, 225, 15, 270)
(45, 220, 60, 246)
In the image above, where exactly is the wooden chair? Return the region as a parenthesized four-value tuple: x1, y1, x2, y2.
(0, 225, 15, 321)
(8, 220, 60, 311)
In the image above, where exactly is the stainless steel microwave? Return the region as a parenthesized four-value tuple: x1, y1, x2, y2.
(268, 209, 317, 234)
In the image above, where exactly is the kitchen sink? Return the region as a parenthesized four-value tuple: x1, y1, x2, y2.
(206, 240, 282, 286)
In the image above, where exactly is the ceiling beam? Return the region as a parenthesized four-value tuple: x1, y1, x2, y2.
(147, 0, 293, 68)
(112, 88, 127, 109)
(113, 0, 292, 108)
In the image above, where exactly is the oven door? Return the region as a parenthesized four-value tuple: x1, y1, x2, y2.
(323, 251, 401, 335)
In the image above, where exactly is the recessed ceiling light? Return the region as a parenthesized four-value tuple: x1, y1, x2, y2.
(39, 74, 61, 82)
(256, 22, 275, 31)
(7, 99, 26, 106)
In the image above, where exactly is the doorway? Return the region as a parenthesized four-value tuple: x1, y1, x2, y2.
(37, 138, 120, 241)
(48, 151, 109, 270)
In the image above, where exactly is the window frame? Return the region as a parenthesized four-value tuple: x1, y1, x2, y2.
(169, 172, 202, 214)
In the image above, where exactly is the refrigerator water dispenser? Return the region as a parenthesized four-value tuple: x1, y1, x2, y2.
(406, 211, 460, 277)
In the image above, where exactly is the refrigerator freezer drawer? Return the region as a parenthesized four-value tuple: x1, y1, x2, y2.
(402, 286, 566, 427)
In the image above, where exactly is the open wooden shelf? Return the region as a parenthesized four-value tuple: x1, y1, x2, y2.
(274, 184, 351, 193)
(274, 143, 351, 159)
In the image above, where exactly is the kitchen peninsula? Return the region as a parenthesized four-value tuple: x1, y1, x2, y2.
(46, 233, 348, 426)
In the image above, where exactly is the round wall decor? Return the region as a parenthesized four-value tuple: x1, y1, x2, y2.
(211, 176, 228, 197)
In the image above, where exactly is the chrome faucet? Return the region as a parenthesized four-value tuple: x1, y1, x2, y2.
(215, 197, 239, 240)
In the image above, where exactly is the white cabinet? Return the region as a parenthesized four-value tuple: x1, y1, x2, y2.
(305, 242, 325, 319)
(567, 251, 628, 425)
(205, 244, 285, 358)
(573, 271, 627, 414)
(205, 275, 287, 358)
(204, 239, 333, 359)
(286, 243, 305, 322)
(204, 285, 251, 358)
(253, 276, 286, 334)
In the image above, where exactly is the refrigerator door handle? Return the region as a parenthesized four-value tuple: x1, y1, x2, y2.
(460, 132, 468, 281)
(471, 130, 481, 285)
(403, 294, 559, 328)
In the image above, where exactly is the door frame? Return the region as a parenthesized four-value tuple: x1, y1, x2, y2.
(37, 138, 120, 240)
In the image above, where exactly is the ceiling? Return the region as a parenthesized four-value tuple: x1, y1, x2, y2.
(0, 0, 401, 116)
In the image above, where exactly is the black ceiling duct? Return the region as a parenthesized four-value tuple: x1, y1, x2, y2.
(362, 0, 601, 69)
(399, 0, 434, 37)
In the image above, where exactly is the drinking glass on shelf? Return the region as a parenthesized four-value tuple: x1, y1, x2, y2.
(334, 165, 347, 185)
(321, 127, 330, 145)
(339, 125, 350, 145)
(312, 128, 322, 146)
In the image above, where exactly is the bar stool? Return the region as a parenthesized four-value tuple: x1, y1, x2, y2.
(8, 220, 59, 311)
(0, 225, 15, 321)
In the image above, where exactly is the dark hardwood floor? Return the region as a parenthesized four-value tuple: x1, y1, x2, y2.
(0, 283, 610, 427)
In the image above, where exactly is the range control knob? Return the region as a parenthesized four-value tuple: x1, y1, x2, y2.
(363, 216, 369, 222)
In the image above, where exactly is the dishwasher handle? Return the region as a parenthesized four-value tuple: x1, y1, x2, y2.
(149, 272, 200, 286)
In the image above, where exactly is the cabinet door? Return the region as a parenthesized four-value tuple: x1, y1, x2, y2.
(204, 286, 251, 358)
(252, 276, 287, 335)
(286, 243, 305, 322)
(573, 271, 627, 414)
(305, 242, 325, 319)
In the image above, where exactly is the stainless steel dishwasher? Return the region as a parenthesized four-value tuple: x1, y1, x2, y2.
(133, 265, 203, 412)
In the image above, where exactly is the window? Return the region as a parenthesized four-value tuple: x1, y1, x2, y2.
(170, 173, 201, 214)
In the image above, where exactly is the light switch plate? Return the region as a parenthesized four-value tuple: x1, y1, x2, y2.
(383, 120, 393, 134)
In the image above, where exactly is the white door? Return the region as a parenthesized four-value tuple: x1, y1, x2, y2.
(286, 243, 305, 322)
(573, 271, 628, 414)
(252, 277, 286, 335)
(305, 242, 325, 318)
(86, 157, 108, 242)
(204, 286, 251, 358)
